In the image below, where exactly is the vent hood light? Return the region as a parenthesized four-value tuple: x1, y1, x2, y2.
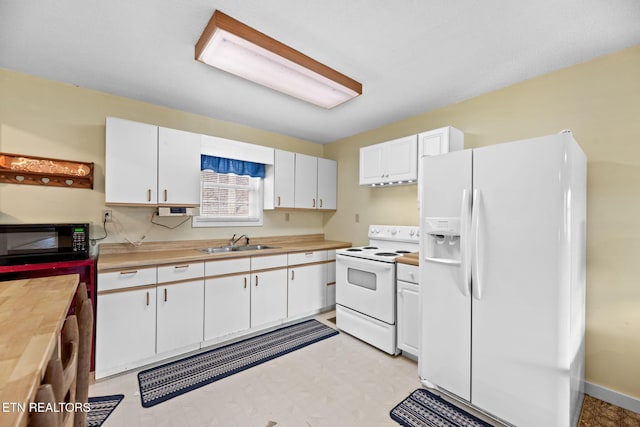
(195, 10, 362, 109)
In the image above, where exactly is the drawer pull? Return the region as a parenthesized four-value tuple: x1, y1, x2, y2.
(174, 264, 190, 269)
(146, 291, 150, 306)
(164, 288, 168, 302)
(291, 270, 295, 280)
(244, 277, 247, 289)
(120, 270, 138, 275)
(305, 252, 313, 256)
(255, 275, 259, 287)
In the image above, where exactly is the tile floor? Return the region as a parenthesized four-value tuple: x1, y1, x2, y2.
(90, 311, 638, 427)
(90, 311, 425, 427)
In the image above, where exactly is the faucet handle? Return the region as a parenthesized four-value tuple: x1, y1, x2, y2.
(245, 236, 250, 245)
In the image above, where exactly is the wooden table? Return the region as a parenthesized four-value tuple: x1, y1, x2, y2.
(0, 274, 79, 427)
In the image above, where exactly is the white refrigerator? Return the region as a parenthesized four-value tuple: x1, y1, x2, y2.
(419, 132, 586, 427)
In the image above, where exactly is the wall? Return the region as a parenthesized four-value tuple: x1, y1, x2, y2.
(0, 68, 325, 250)
(324, 45, 640, 400)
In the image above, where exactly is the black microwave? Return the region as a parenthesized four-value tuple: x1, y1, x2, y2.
(0, 223, 90, 266)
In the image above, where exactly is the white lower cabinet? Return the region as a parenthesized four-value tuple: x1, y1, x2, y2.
(204, 258, 252, 340)
(287, 251, 327, 319)
(96, 286, 157, 378)
(325, 250, 336, 308)
(156, 262, 205, 354)
(251, 254, 288, 327)
(156, 280, 204, 354)
(396, 263, 420, 358)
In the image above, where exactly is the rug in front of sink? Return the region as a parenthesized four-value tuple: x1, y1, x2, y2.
(137, 319, 338, 408)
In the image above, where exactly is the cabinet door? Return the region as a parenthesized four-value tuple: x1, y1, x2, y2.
(251, 268, 287, 327)
(273, 149, 295, 208)
(397, 282, 420, 358)
(359, 143, 385, 185)
(317, 158, 337, 210)
(386, 135, 418, 182)
(158, 127, 202, 206)
(95, 287, 156, 378)
(287, 263, 327, 319)
(105, 117, 158, 205)
(294, 154, 318, 209)
(156, 280, 204, 354)
(204, 273, 250, 340)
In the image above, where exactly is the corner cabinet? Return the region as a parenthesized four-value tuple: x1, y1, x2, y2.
(272, 150, 337, 211)
(359, 135, 418, 186)
(105, 117, 201, 206)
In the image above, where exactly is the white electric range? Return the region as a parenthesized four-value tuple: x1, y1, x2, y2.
(335, 225, 419, 354)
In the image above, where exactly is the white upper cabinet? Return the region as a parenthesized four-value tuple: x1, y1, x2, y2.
(272, 151, 337, 210)
(317, 158, 337, 210)
(273, 149, 295, 208)
(294, 153, 319, 209)
(418, 126, 464, 157)
(105, 117, 158, 205)
(158, 127, 202, 206)
(106, 117, 201, 206)
(359, 135, 418, 186)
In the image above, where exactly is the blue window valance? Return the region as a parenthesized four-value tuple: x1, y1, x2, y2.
(201, 155, 265, 178)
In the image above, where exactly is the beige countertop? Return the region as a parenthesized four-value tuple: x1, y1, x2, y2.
(396, 252, 419, 266)
(98, 234, 351, 271)
(0, 274, 79, 427)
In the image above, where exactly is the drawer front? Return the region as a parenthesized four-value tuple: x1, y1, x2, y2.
(397, 263, 419, 284)
(327, 250, 336, 261)
(98, 267, 157, 292)
(157, 262, 204, 283)
(205, 257, 251, 277)
(251, 254, 287, 271)
(288, 250, 327, 266)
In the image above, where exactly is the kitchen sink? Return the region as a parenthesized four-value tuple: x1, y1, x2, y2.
(197, 244, 278, 254)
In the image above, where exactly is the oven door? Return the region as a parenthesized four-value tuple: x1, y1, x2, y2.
(336, 254, 396, 324)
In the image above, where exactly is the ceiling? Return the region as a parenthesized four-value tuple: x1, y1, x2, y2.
(1, 1, 639, 144)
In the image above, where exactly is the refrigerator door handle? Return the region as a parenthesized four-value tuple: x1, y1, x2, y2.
(460, 189, 471, 296)
(471, 189, 483, 300)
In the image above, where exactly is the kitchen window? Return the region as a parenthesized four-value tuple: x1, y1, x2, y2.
(192, 156, 265, 227)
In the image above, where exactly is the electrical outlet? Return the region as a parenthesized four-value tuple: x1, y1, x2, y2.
(103, 210, 112, 222)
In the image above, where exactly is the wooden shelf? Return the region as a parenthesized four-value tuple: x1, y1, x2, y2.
(0, 152, 94, 189)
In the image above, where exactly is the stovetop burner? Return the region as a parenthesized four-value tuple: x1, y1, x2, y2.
(346, 248, 363, 252)
(363, 246, 378, 250)
(395, 250, 411, 254)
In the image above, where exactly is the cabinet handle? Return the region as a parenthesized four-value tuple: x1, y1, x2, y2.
(174, 264, 189, 269)
(319, 199, 323, 208)
(147, 189, 152, 202)
(244, 277, 247, 289)
(277, 196, 281, 206)
(164, 288, 168, 302)
(312, 198, 316, 208)
(255, 275, 259, 287)
(146, 291, 150, 306)
(381, 174, 385, 178)
(119, 270, 138, 275)
(291, 270, 295, 280)
(164, 189, 168, 202)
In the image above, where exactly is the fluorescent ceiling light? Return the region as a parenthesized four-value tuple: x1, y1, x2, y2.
(195, 10, 362, 109)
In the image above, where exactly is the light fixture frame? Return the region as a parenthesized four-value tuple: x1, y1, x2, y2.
(195, 10, 362, 108)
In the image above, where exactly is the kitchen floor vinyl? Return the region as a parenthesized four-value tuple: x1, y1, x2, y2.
(90, 311, 638, 427)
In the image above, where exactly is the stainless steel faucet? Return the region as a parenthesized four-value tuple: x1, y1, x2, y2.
(229, 234, 249, 246)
